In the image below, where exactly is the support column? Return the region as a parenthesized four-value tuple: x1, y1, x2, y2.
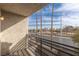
(0, 9, 1, 56)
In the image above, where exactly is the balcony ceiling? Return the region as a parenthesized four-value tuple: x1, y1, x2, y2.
(0, 3, 47, 16)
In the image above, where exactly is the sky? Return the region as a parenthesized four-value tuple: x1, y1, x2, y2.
(29, 3, 79, 29)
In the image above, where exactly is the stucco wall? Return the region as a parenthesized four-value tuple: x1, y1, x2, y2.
(0, 10, 28, 55)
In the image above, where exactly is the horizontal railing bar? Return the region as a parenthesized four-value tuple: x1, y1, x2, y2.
(42, 39, 79, 54)
(29, 37, 75, 56)
(29, 35, 59, 55)
(28, 44, 41, 56)
(30, 34, 79, 50)
(33, 37, 79, 54)
(29, 43, 48, 56)
(42, 40, 78, 55)
(29, 40, 58, 56)
(31, 35, 79, 54)
(29, 42, 48, 56)
(29, 34, 79, 55)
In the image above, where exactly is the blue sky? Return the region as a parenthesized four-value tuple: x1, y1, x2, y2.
(29, 3, 79, 29)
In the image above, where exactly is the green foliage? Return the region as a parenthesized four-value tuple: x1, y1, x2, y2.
(73, 29, 79, 43)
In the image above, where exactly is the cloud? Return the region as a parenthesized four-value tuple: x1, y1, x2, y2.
(55, 3, 79, 12)
(42, 3, 79, 26)
(62, 16, 79, 27)
(54, 3, 79, 27)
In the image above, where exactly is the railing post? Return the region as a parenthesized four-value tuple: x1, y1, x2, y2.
(50, 3, 54, 50)
(36, 14, 38, 33)
(60, 13, 63, 37)
(59, 11, 63, 44)
(40, 11, 43, 56)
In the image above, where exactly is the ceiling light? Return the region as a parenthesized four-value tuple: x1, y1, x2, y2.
(0, 16, 4, 21)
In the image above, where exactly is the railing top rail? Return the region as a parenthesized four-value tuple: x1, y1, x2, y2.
(29, 33, 79, 50)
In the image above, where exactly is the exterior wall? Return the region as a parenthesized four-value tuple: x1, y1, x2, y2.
(0, 10, 28, 55)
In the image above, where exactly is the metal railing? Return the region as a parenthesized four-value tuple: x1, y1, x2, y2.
(28, 33, 79, 56)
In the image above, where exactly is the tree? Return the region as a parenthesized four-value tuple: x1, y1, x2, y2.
(63, 26, 74, 32)
(72, 29, 79, 43)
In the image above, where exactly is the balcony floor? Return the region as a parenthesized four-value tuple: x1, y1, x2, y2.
(10, 48, 30, 56)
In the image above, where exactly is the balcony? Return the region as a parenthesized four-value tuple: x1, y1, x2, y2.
(0, 3, 79, 56)
(7, 32, 78, 56)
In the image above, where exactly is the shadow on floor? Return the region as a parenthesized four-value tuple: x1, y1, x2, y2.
(10, 35, 27, 54)
(0, 35, 28, 56)
(1, 42, 12, 56)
